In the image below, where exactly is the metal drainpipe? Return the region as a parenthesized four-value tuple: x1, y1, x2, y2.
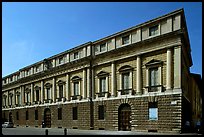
(89, 43, 94, 130)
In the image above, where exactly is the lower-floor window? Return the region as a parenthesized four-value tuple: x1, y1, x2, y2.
(148, 102, 158, 120)
(73, 107, 78, 120)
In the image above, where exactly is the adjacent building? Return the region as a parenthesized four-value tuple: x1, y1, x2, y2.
(2, 8, 202, 133)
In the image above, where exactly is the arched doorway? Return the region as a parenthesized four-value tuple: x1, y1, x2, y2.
(9, 112, 13, 123)
(118, 103, 131, 131)
(44, 108, 51, 128)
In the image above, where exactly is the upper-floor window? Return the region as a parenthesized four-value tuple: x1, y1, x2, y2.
(74, 52, 79, 59)
(122, 72, 130, 91)
(59, 57, 64, 65)
(74, 82, 79, 96)
(36, 65, 41, 72)
(100, 77, 106, 93)
(145, 59, 163, 93)
(100, 43, 106, 52)
(118, 65, 133, 95)
(122, 35, 130, 45)
(10, 77, 13, 82)
(149, 25, 159, 36)
(59, 85, 63, 101)
(4, 79, 7, 84)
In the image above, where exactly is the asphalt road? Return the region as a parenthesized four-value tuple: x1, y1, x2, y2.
(2, 127, 202, 135)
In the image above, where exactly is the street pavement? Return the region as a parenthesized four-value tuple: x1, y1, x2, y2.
(2, 127, 202, 135)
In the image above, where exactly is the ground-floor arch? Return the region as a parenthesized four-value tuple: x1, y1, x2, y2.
(44, 108, 51, 128)
(118, 103, 131, 131)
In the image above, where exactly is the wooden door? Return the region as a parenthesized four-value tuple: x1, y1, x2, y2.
(44, 108, 51, 128)
(118, 104, 131, 131)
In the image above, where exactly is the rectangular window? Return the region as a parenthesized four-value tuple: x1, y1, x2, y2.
(26, 110, 29, 120)
(74, 52, 79, 59)
(122, 35, 129, 45)
(4, 79, 7, 84)
(16, 111, 19, 120)
(35, 110, 38, 120)
(10, 77, 13, 82)
(17, 94, 21, 105)
(73, 107, 78, 120)
(98, 105, 105, 120)
(74, 82, 79, 96)
(100, 43, 106, 52)
(59, 85, 63, 99)
(149, 102, 158, 120)
(36, 90, 39, 101)
(149, 25, 159, 36)
(59, 57, 63, 64)
(47, 88, 50, 99)
(58, 108, 62, 120)
(10, 96, 13, 106)
(149, 68, 159, 92)
(122, 73, 130, 90)
(100, 77, 106, 93)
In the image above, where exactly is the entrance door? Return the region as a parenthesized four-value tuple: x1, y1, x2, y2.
(44, 108, 51, 128)
(118, 103, 131, 131)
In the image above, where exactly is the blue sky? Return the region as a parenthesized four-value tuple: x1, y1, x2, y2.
(2, 2, 202, 77)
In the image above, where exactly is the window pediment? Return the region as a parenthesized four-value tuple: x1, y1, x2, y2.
(97, 71, 109, 77)
(44, 83, 52, 88)
(119, 65, 133, 72)
(57, 80, 66, 85)
(71, 76, 81, 82)
(145, 59, 163, 68)
(34, 86, 41, 90)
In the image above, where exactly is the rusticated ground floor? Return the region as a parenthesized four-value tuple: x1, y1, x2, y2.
(2, 93, 192, 133)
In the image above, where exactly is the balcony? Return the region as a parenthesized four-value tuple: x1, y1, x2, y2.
(145, 85, 163, 92)
(71, 95, 82, 100)
(56, 97, 66, 102)
(96, 92, 110, 99)
(118, 89, 134, 96)
(44, 99, 53, 104)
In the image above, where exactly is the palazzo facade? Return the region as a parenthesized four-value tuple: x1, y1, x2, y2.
(2, 8, 202, 133)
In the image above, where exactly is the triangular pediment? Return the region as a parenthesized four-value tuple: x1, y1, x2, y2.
(118, 65, 133, 72)
(145, 59, 163, 67)
(97, 71, 109, 77)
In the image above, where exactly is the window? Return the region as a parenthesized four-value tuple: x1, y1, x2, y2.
(122, 72, 130, 94)
(122, 35, 130, 45)
(59, 57, 63, 65)
(36, 65, 40, 72)
(46, 88, 51, 100)
(9, 95, 13, 106)
(149, 68, 159, 92)
(35, 110, 38, 120)
(100, 77, 106, 93)
(58, 108, 62, 120)
(98, 105, 105, 120)
(4, 79, 7, 84)
(16, 111, 19, 120)
(73, 107, 78, 120)
(149, 102, 158, 120)
(17, 94, 21, 105)
(74, 82, 79, 96)
(26, 110, 29, 120)
(59, 85, 63, 100)
(100, 43, 106, 52)
(149, 25, 159, 36)
(3, 97, 7, 107)
(10, 77, 13, 82)
(74, 52, 79, 59)
(36, 90, 39, 101)
(26, 92, 30, 103)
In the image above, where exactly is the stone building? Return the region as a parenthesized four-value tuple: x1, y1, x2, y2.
(2, 8, 202, 133)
